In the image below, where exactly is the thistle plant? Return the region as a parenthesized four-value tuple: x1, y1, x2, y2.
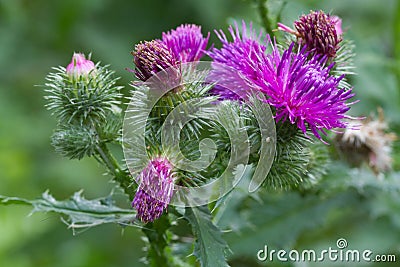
(1, 6, 397, 267)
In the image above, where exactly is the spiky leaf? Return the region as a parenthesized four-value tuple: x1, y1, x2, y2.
(0, 191, 136, 232)
(184, 206, 230, 267)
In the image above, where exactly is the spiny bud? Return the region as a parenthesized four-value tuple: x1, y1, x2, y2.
(45, 53, 122, 126)
(132, 40, 177, 81)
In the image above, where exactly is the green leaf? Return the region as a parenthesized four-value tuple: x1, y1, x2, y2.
(0, 191, 136, 232)
(224, 190, 360, 257)
(184, 206, 230, 267)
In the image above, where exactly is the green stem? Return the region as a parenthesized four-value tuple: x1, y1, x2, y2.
(96, 143, 136, 199)
(142, 214, 172, 267)
(96, 143, 120, 174)
(257, 0, 274, 37)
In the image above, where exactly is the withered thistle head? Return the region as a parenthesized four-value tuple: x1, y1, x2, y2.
(335, 108, 397, 174)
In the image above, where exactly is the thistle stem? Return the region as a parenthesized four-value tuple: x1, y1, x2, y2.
(257, 0, 274, 37)
(96, 143, 136, 198)
(142, 214, 172, 266)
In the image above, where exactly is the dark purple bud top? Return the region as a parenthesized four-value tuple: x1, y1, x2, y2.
(294, 10, 342, 58)
(132, 40, 177, 81)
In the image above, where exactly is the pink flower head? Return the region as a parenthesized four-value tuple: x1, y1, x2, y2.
(330, 15, 343, 36)
(256, 43, 354, 140)
(66, 53, 95, 79)
(208, 22, 355, 141)
(132, 157, 175, 223)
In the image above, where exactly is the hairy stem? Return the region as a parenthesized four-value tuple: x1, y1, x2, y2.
(142, 214, 172, 267)
(257, 0, 274, 36)
(96, 143, 136, 199)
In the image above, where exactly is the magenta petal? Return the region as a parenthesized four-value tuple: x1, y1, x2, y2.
(162, 24, 209, 63)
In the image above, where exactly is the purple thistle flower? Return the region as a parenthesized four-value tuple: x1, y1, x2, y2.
(162, 24, 209, 63)
(132, 157, 174, 223)
(255, 43, 355, 140)
(207, 22, 266, 100)
(209, 22, 355, 140)
(131, 40, 177, 81)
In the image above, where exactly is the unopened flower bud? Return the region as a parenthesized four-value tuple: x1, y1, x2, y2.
(278, 11, 343, 58)
(294, 11, 342, 58)
(132, 157, 175, 223)
(66, 53, 96, 79)
(132, 40, 177, 81)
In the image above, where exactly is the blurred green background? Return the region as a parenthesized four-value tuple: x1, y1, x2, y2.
(0, 0, 399, 266)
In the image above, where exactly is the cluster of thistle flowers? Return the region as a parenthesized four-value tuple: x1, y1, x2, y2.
(45, 10, 395, 224)
(128, 10, 358, 223)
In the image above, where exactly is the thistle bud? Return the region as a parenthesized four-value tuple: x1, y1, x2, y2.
(132, 40, 177, 81)
(294, 10, 342, 58)
(278, 10, 343, 58)
(132, 157, 175, 223)
(45, 52, 122, 126)
(66, 53, 96, 80)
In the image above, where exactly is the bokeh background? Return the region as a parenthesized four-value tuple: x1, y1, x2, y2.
(0, 0, 399, 266)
